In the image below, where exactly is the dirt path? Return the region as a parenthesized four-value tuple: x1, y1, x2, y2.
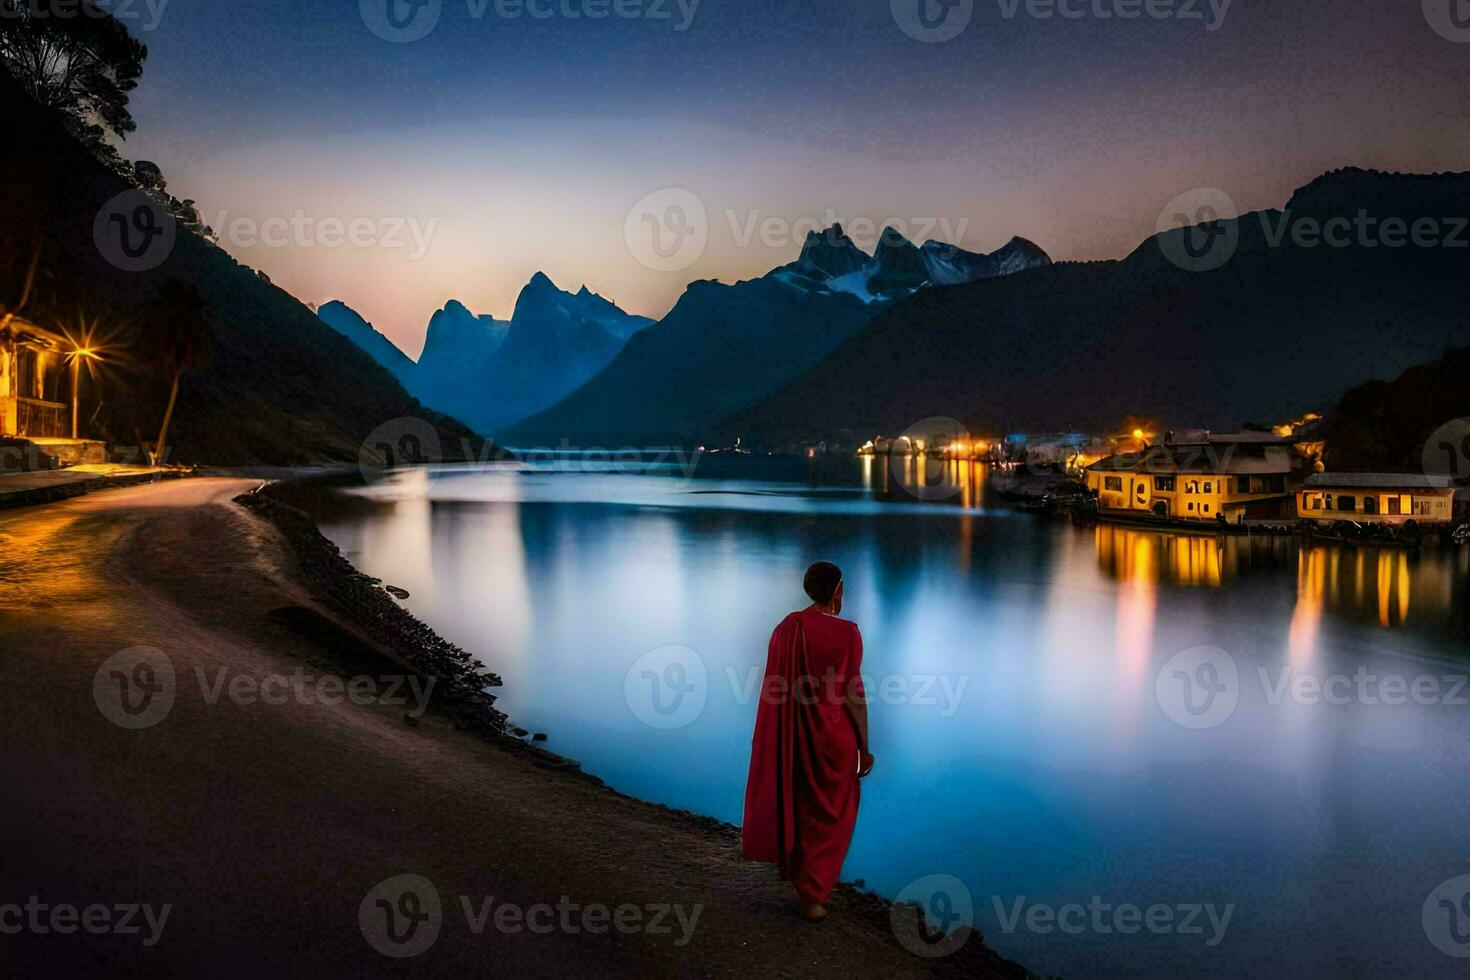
(0, 479, 1022, 977)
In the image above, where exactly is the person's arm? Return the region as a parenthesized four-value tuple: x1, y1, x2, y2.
(843, 629, 874, 777)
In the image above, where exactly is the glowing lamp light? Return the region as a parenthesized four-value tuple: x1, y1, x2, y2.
(1132, 428, 1145, 440)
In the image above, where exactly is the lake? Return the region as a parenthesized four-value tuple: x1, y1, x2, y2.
(302, 453, 1470, 977)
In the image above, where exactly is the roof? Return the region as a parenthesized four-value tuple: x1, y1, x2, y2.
(1304, 472, 1458, 491)
(0, 314, 66, 348)
(1088, 443, 1292, 476)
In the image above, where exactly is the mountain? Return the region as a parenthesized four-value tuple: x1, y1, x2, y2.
(328, 275, 650, 436)
(317, 300, 418, 389)
(0, 71, 477, 465)
(730, 169, 1470, 451)
(1320, 347, 1470, 472)
(505, 227, 1050, 445)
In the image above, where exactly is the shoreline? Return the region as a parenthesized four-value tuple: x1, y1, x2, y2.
(219, 472, 1033, 977)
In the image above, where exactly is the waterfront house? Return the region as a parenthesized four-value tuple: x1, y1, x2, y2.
(1297, 473, 1460, 527)
(1085, 432, 1302, 523)
(1, 315, 105, 467)
(1, 315, 70, 439)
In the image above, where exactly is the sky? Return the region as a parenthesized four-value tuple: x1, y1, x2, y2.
(116, 0, 1470, 358)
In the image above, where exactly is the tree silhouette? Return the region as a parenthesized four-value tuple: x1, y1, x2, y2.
(141, 280, 211, 466)
(0, 0, 147, 156)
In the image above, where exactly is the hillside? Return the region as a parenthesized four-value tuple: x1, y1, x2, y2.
(0, 71, 478, 465)
(730, 169, 1470, 450)
(1320, 347, 1470, 472)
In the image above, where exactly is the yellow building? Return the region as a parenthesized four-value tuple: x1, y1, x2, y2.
(1, 316, 71, 440)
(1085, 433, 1300, 524)
(1297, 473, 1459, 527)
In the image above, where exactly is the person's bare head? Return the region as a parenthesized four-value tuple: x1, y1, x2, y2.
(804, 561, 844, 614)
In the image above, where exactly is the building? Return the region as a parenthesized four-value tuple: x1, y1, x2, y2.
(1297, 473, 1460, 527)
(1, 315, 106, 468)
(1, 315, 72, 439)
(1085, 432, 1302, 524)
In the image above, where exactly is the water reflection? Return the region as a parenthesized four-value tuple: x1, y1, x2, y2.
(304, 459, 1470, 978)
(1090, 524, 1463, 634)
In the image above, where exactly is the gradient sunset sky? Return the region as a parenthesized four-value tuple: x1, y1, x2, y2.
(124, 0, 1469, 357)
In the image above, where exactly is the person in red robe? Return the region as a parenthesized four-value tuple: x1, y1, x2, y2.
(741, 561, 874, 922)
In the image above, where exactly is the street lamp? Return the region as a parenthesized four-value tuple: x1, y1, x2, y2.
(66, 347, 99, 440)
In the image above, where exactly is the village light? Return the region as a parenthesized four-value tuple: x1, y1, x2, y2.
(66, 345, 103, 441)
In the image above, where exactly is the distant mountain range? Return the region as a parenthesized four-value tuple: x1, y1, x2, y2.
(501, 227, 1050, 445)
(728, 168, 1470, 450)
(321, 274, 651, 434)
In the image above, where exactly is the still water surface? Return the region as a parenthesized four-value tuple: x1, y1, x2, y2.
(304, 456, 1470, 977)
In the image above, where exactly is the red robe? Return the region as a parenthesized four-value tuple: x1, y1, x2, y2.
(741, 608, 865, 906)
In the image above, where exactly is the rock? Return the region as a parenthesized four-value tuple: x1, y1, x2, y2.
(385, 585, 411, 599)
(512, 727, 529, 738)
(532, 733, 547, 742)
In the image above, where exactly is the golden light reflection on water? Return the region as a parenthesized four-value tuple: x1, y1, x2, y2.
(1092, 523, 1462, 633)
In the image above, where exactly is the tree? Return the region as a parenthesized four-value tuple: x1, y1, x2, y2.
(0, 0, 147, 153)
(141, 280, 212, 466)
